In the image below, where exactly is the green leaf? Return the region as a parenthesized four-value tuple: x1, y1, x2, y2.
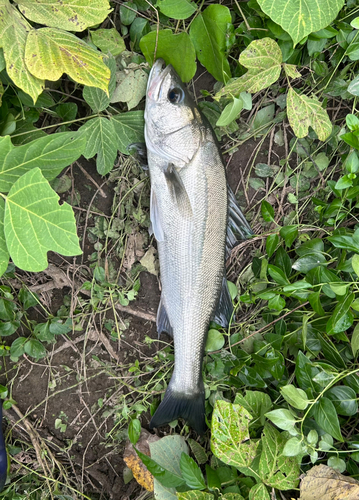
(234, 391, 272, 427)
(140, 30, 196, 83)
(248, 483, 270, 500)
(267, 265, 289, 285)
(211, 400, 260, 470)
(189, 4, 231, 83)
(25, 28, 111, 95)
(308, 292, 325, 316)
(205, 329, 225, 352)
(216, 97, 243, 127)
(120, 2, 137, 25)
(326, 293, 354, 335)
(177, 492, 214, 500)
(280, 225, 298, 247)
(0, 132, 85, 193)
(128, 418, 141, 445)
(0, 2, 44, 103)
(295, 351, 320, 391)
(4, 168, 82, 272)
(268, 294, 286, 311)
(188, 439, 208, 465)
(0, 199, 9, 277)
(83, 56, 116, 113)
(292, 254, 326, 273)
(111, 112, 145, 154)
(24, 338, 46, 359)
(259, 424, 300, 489)
(335, 175, 353, 190)
(149, 435, 188, 491)
(280, 384, 309, 410)
(282, 437, 303, 457)
(180, 453, 206, 490)
(156, 0, 196, 20)
(327, 456, 346, 473)
(10, 337, 27, 359)
(266, 233, 279, 258)
(314, 397, 343, 442)
(352, 323, 359, 356)
(17, 0, 111, 31)
(275, 246, 292, 277)
(79, 117, 118, 175)
(287, 88, 332, 141)
(265, 409, 298, 435)
(110, 66, 148, 110)
(326, 386, 358, 416)
(328, 234, 359, 253)
(90, 28, 125, 56)
(215, 38, 282, 99)
(352, 254, 359, 277)
(257, 0, 344, 46)
(261, 200, 275, 222)
(136, 448, 185, 488)
(18, 288, 39, 310)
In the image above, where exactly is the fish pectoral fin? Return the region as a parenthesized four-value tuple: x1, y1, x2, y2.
(128, 142, 148, 169)
(164, 165, 193, 218)
(226, 185, 253, 258)
(212, 275, 234, 328)
(150, 188, 165, 241)
(156, 297, 173, 338)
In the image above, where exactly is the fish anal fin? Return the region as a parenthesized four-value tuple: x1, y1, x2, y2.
(164, 165, 192, 218)
(212, 275, 234, 328)
(156, 297, 173, 338)
(227, 185, 253, 257)
(150, 188, 164, 242)
(149, 380, 206, 435)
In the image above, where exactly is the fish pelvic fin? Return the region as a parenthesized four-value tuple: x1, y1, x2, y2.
(149, 380, 206, 435)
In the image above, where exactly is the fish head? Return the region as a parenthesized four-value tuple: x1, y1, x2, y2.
(145, 59, 205, 167)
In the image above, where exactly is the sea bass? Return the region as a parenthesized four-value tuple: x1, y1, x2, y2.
(144, 59, 252, 434)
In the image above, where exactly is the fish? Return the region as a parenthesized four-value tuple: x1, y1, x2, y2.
(144, 59, 252, 434)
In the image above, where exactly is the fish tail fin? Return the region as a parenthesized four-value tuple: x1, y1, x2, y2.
(149, 379, 206, 435)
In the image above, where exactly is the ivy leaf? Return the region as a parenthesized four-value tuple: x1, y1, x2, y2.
(25, 28, 111, 95)
(215, 38, 282, 99)
(4, 168, 82, 272)
(0, 2, 44, 103)
(258, 423, 300, 489)
(287, 88, 332, 141)
(0, 132, 86, 193)
(190, 4, 232, 83)
(0, 199, 9, 277)
(205, 329, 225, 352)
(211, 400, 260, 470)
(180, 453, 206, 490)
(79, 117, 118, 175)
(140, 30, 196, 83)
(257, 0, 344, 46)
(17, 0, 111, 32)
(111, 111, 145, 154)
(90, 28, 125, 56)
(326, 293, 354, 335)
(156, 0, 196, 20)
(314, 397, 343, 442)
(280, 384, 309, 410)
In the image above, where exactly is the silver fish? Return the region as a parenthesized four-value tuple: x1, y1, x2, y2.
(144, 59, 252, 434)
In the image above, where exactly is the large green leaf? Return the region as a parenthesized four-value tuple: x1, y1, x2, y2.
(139, 29, 196, 83)
(314, 397, 343, 442)
(80, 117, 118, 175)
(156, 0, 196, 19)
(0, 199, 9, 277)
(0, 132, 86, 193)
(211, 400, 260, 469)
(190, 4, 231, 83)
(0, 1, 44, 103)
(111, 111, 145, 154)
(4, 168, 81, 271)
(257, 0, 344, 46)
(216, 38, 282, 99)
(287, 88, 332, 141)
(17, 0, 111, 32)
(25, 28, 110, 94)
(258, 424, 300, 490)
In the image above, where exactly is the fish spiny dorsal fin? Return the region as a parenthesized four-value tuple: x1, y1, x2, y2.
(226, 185, 253, 258)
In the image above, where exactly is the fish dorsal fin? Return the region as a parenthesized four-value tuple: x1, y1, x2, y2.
(150, 188, 165, 242)
(212, 275, 234, 328)
(226, 185, 253, 258)
(164, 165, 193, 218)
(156, 296, 173, 338)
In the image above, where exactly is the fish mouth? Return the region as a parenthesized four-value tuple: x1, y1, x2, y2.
(147, 58, 172, 102)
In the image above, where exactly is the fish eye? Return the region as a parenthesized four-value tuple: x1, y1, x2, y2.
(168, 87, 184, 104)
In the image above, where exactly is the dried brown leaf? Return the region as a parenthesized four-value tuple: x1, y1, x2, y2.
(300, 464, 359, 500)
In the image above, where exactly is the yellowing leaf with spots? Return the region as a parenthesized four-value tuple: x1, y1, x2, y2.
(25, 28, 110, 94)
(257, 0, 344, 46)
(215, 38, 282, 100)
(0, 0, 44, 103)
(287, 88, 332, 141)
(4, 168, 81, 272)
(17, 0, 111, 32)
